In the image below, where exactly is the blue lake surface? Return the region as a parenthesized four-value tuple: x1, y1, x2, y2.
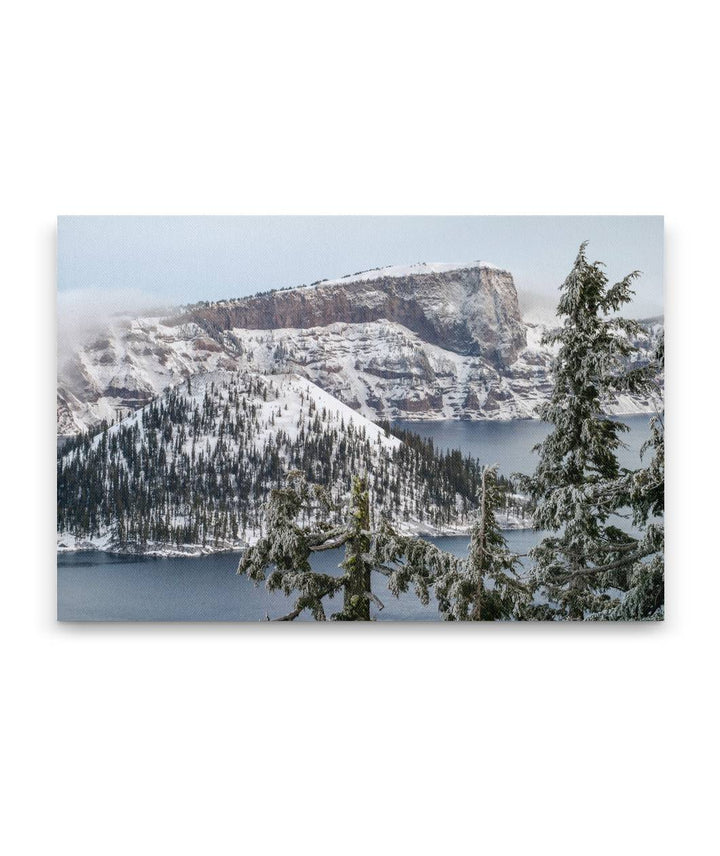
(393, 413, 652, 477)
(57, 531, 540, 622)
(57, 415, 652, 621)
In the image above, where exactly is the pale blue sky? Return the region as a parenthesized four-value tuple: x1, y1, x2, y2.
(58, 216, 663, 318)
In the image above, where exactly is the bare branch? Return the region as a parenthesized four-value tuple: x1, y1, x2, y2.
(308, 532, 351, 552)
(273, 606, 304, 622)
(306, 526, 345, 547)
(570, 549, 655, 579)
(367, 591, 385, 611)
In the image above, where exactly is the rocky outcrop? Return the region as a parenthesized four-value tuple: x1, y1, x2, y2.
(167, 262, 527, 367)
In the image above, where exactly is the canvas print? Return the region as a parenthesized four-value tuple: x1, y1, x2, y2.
(57, 216, 664, 621)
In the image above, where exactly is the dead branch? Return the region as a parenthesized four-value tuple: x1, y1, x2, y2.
(367, 591, 385, 611)
(308, 532, 351, 552)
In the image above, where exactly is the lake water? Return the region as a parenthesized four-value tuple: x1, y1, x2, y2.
(57, 530, 542, 622)
(57, 415, 652, 621)
(393, 413, 652, 477)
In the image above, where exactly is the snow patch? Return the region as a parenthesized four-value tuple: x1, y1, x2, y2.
(299, 260, 506, 289)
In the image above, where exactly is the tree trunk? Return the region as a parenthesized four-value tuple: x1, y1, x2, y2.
(342, 478, 372, 620)
(470, 467, 489, 621)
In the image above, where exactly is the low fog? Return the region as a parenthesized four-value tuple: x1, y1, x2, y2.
(517, 286, 663, 323)
(57, 288, 176, 370)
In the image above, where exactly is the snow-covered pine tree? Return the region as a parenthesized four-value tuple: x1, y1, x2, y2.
(610, 333, 664, 620)
(237, 473, 345, 620)
(368, 522, 460, 612)
(526, 242, 657, 619)
(238, 472, 437, 620)
(433, 465, 530, 620)
(337, 475, 373, 620)
(368, 466, 530, 620)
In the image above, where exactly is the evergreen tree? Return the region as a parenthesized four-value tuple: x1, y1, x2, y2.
(609, 333, 664, 620)
(434, 466, 530, 620)
(368, 521, 459, 613)
(337, 476, 373, 620)
(525, 242, 658, 619)
(369, 466, 530, 621)
(239, 473, 426, 620)
(237, 473, 344, 620)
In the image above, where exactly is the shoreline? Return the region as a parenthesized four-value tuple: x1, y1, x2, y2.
(57, 406, 658, 444)
(57, 514, 534, 560)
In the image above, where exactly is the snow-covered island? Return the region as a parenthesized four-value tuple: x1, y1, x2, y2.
(57, 371, 535, 557)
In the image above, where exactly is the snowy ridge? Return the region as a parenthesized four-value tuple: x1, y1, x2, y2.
(65, 370, 401, 461)
(300, 260, 506, 289)
(57, 256, 663, 434)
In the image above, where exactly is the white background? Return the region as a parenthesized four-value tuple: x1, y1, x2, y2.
(2, 1, 717, 854)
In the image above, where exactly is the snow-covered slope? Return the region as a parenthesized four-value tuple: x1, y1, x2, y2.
(58, 371, 528, 555)
(58, 312, 663, 433)
(57, 262, 663, 434)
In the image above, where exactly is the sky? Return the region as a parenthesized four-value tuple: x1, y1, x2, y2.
(57, 215, 664, 320)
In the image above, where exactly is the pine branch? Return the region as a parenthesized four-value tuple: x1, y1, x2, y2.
(569, 549, 655, 578)
(308, 532, 351, 552)
(594, 541, 640, 553)
(373, 563, 395, 577)
(271, 581, 340, 620)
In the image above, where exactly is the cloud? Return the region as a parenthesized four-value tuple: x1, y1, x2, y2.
(516, 289, 560, 325)
(516, 286, 662, 323)
(57, 288, 176, 367)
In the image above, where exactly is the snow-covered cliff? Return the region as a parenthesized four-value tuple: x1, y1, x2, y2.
(57, 262, 663, 434)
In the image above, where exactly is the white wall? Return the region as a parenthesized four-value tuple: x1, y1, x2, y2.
(3, 2, 716, 854)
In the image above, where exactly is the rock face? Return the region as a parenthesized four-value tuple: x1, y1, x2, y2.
(57, 262, 663, 434)
(168, 262, 527, 367)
